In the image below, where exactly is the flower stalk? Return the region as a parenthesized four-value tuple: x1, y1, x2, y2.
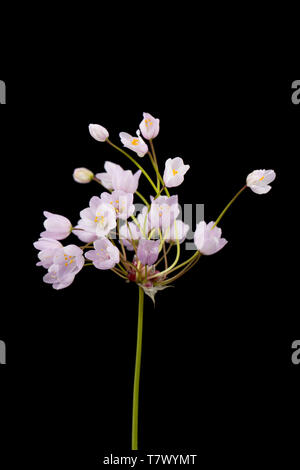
(132, 286, 145, 451)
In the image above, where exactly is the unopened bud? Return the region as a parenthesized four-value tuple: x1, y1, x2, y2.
(89, 124, 109, 142)
(73, 167, 94, 184)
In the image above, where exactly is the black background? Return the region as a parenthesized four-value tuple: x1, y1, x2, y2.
(0, 78, 299, 467)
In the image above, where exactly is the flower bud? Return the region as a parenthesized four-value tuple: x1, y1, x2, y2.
(89, 124, 109, 142)
(73, 167, 94, 184)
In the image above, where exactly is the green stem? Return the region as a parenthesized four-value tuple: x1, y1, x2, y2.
(213, 185, 247, 228)
(148, 142, 160, 192)
(135, 191, 150, 208)
(132, 286, 145, 451)
(160, 253, 201, 285)
(149, 140, 170, 197)
(106, 139, 158, 194)
(147, 222, 181, 281)
(163, 250, 199, 276)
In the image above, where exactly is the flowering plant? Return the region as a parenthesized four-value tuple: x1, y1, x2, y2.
(34, 112, 276, 450)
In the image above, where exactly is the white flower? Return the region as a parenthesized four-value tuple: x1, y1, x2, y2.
(89, 124, 109, 142)
(163, 157, 190, 188)
(194, 221, 227, 256)
(119, 130, 148, 157)
(246, 169, 276, 194)
(139, 112, 160, 140)
(77, 196, 117, 237)
(73, 167, 94, 184)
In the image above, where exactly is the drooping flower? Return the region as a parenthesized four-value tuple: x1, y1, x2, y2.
(33, 238, 63, 268)
(119, 130, 148, 157)
(77, 196, 117, 237)
(163, 220, 190, 244)
(85, 238, 120, 270)
(100, 161, 142, 194)
(149, 195, 180, 229)
(43, 245, 84, 290)
(137, 239, 160, 266)
(40, 211, 72, 240)
(139, 112, 160, 140)
(194, 221, 228, 256)
(163, 157, 190, 188)
(73, 167, 94, 184)
(246, 169, 276, 194)
(89, 124, 109, 142)
(100, 190, 135, 220)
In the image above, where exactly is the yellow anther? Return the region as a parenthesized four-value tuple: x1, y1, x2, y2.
(131, 138, 139, 146)
(259, 176, 265, 181)
(172, 169, 178, 176)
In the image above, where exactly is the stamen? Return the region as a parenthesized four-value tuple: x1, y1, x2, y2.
(131, 138, 139, 146)
(172, 169, 178, 176)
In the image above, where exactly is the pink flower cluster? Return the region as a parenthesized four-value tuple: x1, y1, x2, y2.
(34, 112, 276, 295)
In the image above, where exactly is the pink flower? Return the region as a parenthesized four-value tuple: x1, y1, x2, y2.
(137, 239, 160, 266)
(77, 196, 117, 238)
(119, 220, 141, 251)
(149, 195, 180, 229)
(119, 130, 148, 157)
(43, 245, 84, 290)
(100, 190, 135, 220)
(98, 173, 114, 190)
(119, 206, 151, 251)
(72, 230, 98, 244)
(139, 112, 160, 140)
(85, 238, 120, 270)
(97, 161, 142, 194)
(194, 221, 228, 255)
(33, 238, 63, 268)
(163, 220, 190, 244)
(89, 124, 109, 142)
(163, 157, 190, 188)
(40, 211, 72, 240)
